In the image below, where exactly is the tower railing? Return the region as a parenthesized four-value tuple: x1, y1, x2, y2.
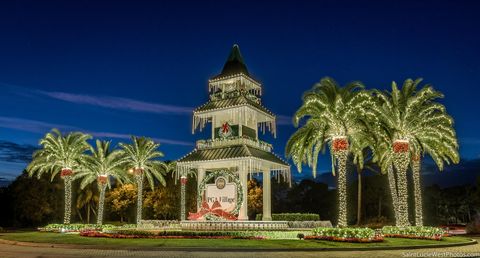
(196, 136, 272, 152)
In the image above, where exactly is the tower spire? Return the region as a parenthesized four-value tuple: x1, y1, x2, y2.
(215, 44, 249, 78)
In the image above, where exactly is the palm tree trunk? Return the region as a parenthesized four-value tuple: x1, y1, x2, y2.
(87, 204, 90, 224)
(412, 158, 423, 226)
(63, 176, 73, 224)
(356, 166, 362, 225)
(387, 165, 399, 225)
(394, 152, 411, 227)
(335, 152, 348, 227)
(378, 195, 382, 217)
(97, 184, 107, 225)
(135, 174, 144, 225)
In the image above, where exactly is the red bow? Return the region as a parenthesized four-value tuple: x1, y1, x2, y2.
(222, 123, 229, 133)
(188, 200, 237, 221)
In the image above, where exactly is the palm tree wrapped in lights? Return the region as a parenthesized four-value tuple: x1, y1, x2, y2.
(286, 77, 374, 227)
(373, 78, 459, 226)
(27, 129, 92, 224)
(119, 136, 167, 224)
(75, 140, 128, 225)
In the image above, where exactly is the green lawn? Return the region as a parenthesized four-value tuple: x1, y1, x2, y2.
(0, 232, 473, 250)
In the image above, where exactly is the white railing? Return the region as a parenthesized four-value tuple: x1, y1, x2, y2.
(196, 137, 272, 152)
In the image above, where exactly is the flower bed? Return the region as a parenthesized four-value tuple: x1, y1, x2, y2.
(382, 226, 445, 240)
(84, 229, 311, 240)
(308, 227, 383, 243)
(39, 223, 136, 233)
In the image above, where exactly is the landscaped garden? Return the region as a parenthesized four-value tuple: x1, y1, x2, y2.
(0, 76, 469, 252)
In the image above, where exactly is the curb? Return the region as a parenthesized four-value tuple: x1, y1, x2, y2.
(0, 237, 476, 252)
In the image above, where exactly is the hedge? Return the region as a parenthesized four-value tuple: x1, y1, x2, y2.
(39, 223, 136, 233)
(96, 229, 312, 240)
(256, 213, 320, 221)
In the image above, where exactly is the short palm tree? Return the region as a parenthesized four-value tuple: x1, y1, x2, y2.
(76, 184, 98, 224)
(75, 140, 128, 225)
(373, 78, 459, 226)
(27, 129, 92, 224)
(119, 136, 167, 224)
(286, 77, 374, 227)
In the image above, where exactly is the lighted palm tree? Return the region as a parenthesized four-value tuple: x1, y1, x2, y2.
(27, 129, 92, 224)
(372, 78, 459, 226)
(119, 136, 167, 224)
(286, 77, 374, 227)
(75, 140, 128, 225)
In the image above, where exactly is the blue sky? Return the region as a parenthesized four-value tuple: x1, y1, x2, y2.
(0, 0, 479, 181)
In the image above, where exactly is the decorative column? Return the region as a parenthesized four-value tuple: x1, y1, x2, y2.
(238, 167, 249, 220)
(262, 170, 272, 221)
(197, 168, 205, 211)
(180, 175, 187, 221)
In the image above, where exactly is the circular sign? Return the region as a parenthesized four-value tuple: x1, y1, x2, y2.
(197, 169, 243, 218)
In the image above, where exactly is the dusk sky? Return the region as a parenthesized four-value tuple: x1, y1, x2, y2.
(0, 0, 479, 182)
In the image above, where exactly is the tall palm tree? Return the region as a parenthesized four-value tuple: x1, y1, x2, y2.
(286, 77, 374, 227)
(27, 129, 92, 224)
(75, 140, 128, 225)
(119, 136, 167, 224)
(373, 78, 459, 226)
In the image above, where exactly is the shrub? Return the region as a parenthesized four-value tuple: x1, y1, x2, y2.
(382, 226, 444, 240)
(308, 227, 382, 243)
(466, 215, 480, 234)
(288, 221, 332, 228)
(256, 213, 320, 221)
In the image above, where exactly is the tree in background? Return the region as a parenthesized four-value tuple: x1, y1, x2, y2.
(248, 179, 263, 219)
(75, 184, 98, 224)
(107, 184, 137, 223)
(119, 136, 167, 224)
(27, 129, 91, 224)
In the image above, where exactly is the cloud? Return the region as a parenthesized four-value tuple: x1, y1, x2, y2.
(0, 116, 191, 146)
(0, 141, 38, 163)
(38, 90, 193, 115)
(0, 116, 74, 134)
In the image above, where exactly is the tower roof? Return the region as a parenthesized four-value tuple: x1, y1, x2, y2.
(212, 44, 249, 79)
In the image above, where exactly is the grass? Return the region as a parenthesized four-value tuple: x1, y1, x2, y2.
(0, 231, 473, 250)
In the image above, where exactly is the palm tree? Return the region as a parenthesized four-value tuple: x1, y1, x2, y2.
(373, 78, 459, 226)
(76, 184, 98, 224)
(27, 129, 92, 224)
(349, 130, 376, 225)
(119, 136, 167, 224)
(75, 140, 128, 225)
(286, 77, 374, 227)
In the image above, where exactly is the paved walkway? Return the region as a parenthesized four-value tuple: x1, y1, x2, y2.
(0, 240, 479, 258)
